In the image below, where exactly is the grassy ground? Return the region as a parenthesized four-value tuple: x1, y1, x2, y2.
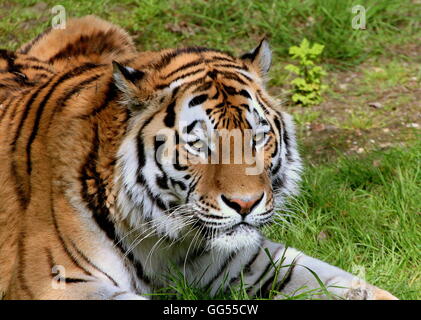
(1, 0, 419, 299)
(266, 142, 421, 300)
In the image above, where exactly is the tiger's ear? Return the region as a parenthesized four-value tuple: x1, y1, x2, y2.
(112, 61, 146, 109)
(241, 39, 272, 77)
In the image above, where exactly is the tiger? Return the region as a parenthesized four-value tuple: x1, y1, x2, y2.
(0, 15, 397, 300)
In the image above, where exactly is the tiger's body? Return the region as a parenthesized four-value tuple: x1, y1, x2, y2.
(0, 16, 396, 300)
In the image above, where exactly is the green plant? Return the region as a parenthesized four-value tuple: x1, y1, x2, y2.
(285, 39, 327, 106)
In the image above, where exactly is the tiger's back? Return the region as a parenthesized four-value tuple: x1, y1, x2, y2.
(0, 15, 140, 298)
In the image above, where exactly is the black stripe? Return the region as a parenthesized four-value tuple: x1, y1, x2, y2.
(134, 108, 181, 211)
(15, 63, 54, 74)
(213, 63, 247, 71)
(77, 72, 118, 120)
(110, 291, 129, 299)
(22, 56, 42, 62)
(0, 96, 13, 123)
(0, 76, 32, 87)
(135, 108, 161, 173)
(156, 68, 206, 90)
(252, 260, 273, 288)
(229, 245, 262, 288)
(63, 278, 90, 284)
(244, 244, 262, 275)
(206, 56, 236, 63)
(26, 63, 103, 175)
(17, 230, 35, 299)
(271, 117, 282, 175)
(154, 137, 170, 190)
(47, 73, 102, 130)
(279, 117, 292, 162)
(255, 95, 270, 116)
(256, 90, 273, 109)
(19, 27, 52, 54)
(137, 173, 168, 211)
(222, 85, 237, 95)
(162, 59, 203, 79)
(170, 178, 187, 191)
(154, 47, 229, 71)
(192, 81, 212, 93)
(156, 175, 169, 189)
(205, 252, 237, 290)
(51, 199, 93, 277)
(0, 49, 17, 72)
(79, 121, 122, 253)
(68, 239, 119, 287)
(164, 100, 176, 127)
(11, 77, 53, 152)
(178, 76, 208, 95)
(252, 245, 286, 293)
(238, 89, 251, 99)
(136, 112, 169, 211)
(218, 71, 248, 85)
(189, 94, 208, 108)
(272, 262, 296, 294)
(186, 120, 198, 133)
(137, 129, 147, 169)
(47, 32, 124, 63)
(211, 89, 220, 100)
(207, 70, 217, 80)
(186, 175, 200, 202)
(130, 257, 151, 285)
(214, 102, 225, 109)
(174, 147, 188, 171)
(10, 79, 54, 207)
(46, 247, 91, 284)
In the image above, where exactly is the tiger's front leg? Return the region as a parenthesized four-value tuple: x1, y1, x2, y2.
(236, 239, 398, 300)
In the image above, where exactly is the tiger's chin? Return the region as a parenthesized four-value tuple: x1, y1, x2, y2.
(207, 224, 262, 255)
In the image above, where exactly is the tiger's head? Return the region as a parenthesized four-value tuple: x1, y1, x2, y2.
(113, 41, 301, 254)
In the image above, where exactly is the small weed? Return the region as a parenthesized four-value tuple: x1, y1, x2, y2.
(285, 39, 327, 106)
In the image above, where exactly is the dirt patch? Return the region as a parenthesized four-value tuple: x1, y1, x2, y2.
(278, 56, 420, 164)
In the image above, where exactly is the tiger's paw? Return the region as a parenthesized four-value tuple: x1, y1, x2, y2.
(345, 280, 398, 300)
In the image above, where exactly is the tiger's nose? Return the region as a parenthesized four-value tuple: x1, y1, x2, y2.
(221, 193, 264, 215)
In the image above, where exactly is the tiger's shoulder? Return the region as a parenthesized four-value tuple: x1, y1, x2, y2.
(0, 15, 140, 296)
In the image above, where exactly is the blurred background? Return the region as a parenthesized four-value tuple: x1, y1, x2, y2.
(0, 0, 419, 299)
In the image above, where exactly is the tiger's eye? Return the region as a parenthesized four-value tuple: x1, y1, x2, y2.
(193, 140, 205, 149)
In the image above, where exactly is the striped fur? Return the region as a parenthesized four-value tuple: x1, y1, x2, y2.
(0, 16, 396, 300)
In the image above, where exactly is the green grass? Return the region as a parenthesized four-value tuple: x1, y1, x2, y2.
(267, 139, 421, 300)
(0, 0, 420, 68)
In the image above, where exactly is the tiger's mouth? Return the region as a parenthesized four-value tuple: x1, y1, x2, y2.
(205, 222, 263, 253)
(195, 209, 274, 236)
(224, 222, 255, 235)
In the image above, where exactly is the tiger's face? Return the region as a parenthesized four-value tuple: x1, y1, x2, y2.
(114, 41, 301, 253)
